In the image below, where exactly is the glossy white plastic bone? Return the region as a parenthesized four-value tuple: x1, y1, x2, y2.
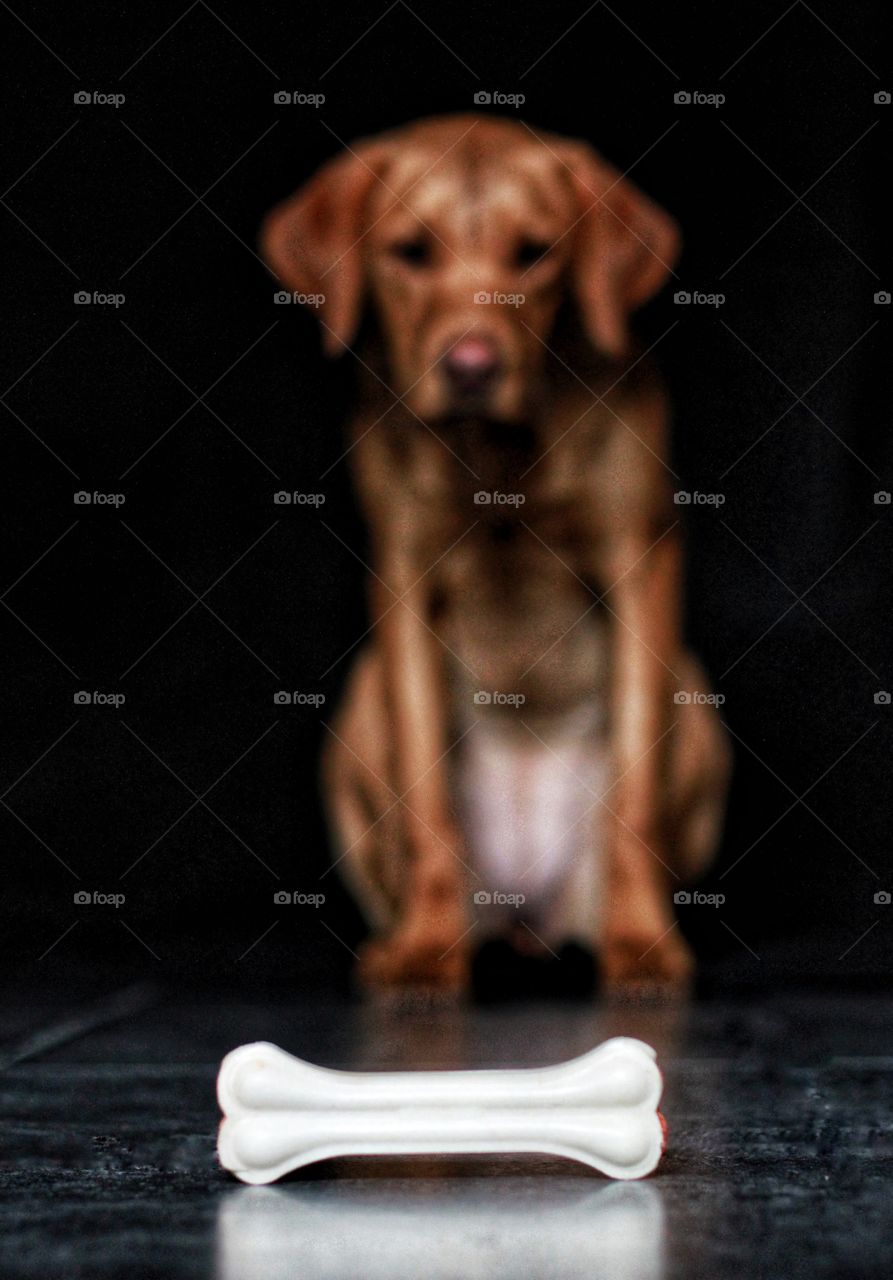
(217, 1036, 665, 1183)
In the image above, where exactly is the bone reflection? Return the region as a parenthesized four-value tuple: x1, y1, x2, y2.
(215, 1179, 665, 1280)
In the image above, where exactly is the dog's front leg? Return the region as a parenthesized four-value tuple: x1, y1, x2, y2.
(357, 532, 470, 991)
(600, 531, 694, 992)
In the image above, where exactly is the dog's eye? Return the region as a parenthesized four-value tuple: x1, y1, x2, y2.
(515, 239, 551, 268)
(391, 239, 430, 266)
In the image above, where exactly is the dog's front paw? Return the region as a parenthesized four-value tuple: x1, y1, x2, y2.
(358, 913, 471, 992)
(600, 922, 693, 1000)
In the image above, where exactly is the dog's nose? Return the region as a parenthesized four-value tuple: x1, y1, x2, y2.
(444, 336, 502, 395)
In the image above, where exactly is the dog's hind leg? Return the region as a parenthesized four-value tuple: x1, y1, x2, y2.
(321, 647, 403, 934)
(667, 653, 731, 884)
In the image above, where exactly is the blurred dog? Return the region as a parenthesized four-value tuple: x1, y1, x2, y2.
(263, 115, 729, 992)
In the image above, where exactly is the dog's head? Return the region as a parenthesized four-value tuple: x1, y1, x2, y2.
(262, 115, 679, 423)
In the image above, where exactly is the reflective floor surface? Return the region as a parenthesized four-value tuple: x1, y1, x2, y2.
(1, 988, 891, 1278)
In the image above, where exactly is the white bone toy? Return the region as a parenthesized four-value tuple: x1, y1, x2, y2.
(217, 1037, 666, 1183)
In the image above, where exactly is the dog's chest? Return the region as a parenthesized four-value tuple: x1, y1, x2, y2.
(436, 523, 610, 711)
(437, 524, 612, 939)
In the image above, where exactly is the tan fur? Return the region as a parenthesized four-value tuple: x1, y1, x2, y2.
(264, 115, 730, 993)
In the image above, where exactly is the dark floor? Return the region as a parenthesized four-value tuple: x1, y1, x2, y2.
(1, 987, 891, 1279)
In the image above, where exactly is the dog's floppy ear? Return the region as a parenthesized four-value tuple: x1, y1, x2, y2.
(557, 141, 680, 361)
(261, 143, 389, 356)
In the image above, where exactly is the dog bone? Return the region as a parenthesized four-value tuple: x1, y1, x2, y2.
(217, 1036, 665, 1183)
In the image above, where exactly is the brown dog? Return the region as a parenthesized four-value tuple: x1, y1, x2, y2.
(263, 115, 730, 993)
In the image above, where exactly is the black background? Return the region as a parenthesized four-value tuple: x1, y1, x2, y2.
(1, 0, 890, 996)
